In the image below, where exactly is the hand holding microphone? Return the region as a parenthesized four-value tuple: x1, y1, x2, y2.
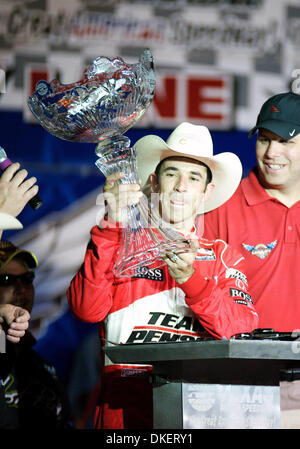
(0, 147, 42, 216)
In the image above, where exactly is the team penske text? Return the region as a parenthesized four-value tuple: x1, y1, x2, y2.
(125, 311, 206, 343)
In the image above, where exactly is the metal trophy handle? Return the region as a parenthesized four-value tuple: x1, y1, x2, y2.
(27, 48, 190, 278)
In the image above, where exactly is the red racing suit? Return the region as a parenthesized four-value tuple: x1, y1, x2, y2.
(67, 222, 259, 429)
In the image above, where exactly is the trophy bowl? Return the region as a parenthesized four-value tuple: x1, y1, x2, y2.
(28, 49, 190, 277)
(27, 49, 156, 143)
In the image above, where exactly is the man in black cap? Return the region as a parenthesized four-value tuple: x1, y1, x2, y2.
(204, 91, 300, 428)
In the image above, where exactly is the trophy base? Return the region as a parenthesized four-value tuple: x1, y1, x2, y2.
(113, 227, 191, 278)
(113, 249, 165, 278)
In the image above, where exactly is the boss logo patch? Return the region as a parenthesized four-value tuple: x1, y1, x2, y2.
(133, 266, 164, 281)
(230, 288, 253, 303)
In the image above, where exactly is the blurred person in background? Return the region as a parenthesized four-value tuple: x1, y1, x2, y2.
(0, 241, 71, 428)
(0, 160, 39, 240)
(0, 303, 30, 343)
(0, 159, 39, 343)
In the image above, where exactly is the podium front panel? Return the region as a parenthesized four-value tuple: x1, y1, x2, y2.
(104, 340, 300, 429)
(182, 384, 280, 429)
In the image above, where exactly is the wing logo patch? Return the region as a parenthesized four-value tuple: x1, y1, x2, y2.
(242, 241, 277, 259)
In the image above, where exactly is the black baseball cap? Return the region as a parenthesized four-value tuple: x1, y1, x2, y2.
(248, 92, 300, 139)
(0, 241, 38, 272)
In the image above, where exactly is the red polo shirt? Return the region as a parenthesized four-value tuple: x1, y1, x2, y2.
(203, 168, 300, 332)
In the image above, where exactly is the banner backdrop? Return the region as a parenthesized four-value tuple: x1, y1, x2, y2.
(0, 0, 299, 130)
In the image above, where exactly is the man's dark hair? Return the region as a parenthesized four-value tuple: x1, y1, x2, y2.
(155, 157, 212, 187)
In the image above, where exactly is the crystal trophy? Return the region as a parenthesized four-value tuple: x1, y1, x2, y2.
(28, 49, 190, 277)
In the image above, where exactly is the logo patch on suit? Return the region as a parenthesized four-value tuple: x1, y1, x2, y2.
(133, 266, 164, 281)
(242, 241, 277, 259)
(230, 288, 253, 303)
(225, 268, 248, 285)
(195, 248, 216, 261)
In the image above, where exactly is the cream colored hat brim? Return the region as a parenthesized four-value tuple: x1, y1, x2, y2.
(0, 212, 23, 230)
(135, 134, 242, 213)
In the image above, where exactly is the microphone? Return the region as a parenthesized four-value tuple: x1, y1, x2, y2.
(0, 147, 43, 210)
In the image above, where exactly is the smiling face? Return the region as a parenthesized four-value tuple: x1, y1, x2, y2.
(256, 128, 300, 196)
(151, 156, 214, 233)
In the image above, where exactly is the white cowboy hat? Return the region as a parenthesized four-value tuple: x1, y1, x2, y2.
(134, 122, 242, 213)
(0, 212, 23, 230)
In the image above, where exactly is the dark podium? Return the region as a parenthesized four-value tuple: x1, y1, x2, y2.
(104, 336, 300, 429)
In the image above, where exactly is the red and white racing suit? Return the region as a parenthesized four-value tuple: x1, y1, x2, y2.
(67, 222, 259, 429)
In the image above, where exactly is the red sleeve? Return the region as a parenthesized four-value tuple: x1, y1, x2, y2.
(179, 240, 259, 339)
(67, 222, 121, 323)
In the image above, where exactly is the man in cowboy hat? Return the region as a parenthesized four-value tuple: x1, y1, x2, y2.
(67, 122, 259, 429)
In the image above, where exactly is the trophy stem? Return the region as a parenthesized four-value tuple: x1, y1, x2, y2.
(95, 136, 138, 183)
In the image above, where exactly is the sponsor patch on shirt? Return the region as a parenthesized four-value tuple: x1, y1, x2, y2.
(133, 266, 164, 281)
(242, 241, 277, 259)
(230, 288, 253, 303)
(225, 268, 248, 286)
(195, 247, 216, 261)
